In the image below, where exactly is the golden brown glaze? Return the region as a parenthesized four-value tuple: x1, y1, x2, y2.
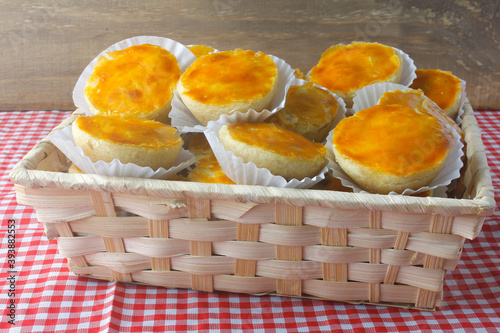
(410, 69, 461, 111)
(332, 105, 454, 176)
(85, 44, 180, 116)
(187, 44, 216, 58)
(227, 122, 326, 160)
(270, 82, 339, 142)
(180, 49, 278, 105)
(188, 153, 234, 184)
(309, 42, 401, 94)
(75, 115, 181, 148)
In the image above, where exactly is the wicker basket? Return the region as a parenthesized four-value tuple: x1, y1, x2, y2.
(10, 100, 495, 310)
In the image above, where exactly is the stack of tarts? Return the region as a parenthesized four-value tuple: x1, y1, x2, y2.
(51, 37, 465, 197)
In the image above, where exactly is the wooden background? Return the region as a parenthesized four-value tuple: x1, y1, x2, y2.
(1, 0, 498, 111)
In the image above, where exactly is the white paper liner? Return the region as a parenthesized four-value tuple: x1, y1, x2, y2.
(306, 45, 416, 114)
(326, 82, 464, 196)
(393, 47, 417, 87)
(203, 121, 329, 189)
(352, 82, 409, 113)
(352, 80, 467, 125)
(455, 79, 467, 125)
(48, 125, 196, 180)
(72, 36, 197, 115)
(170, 53, 297, 133)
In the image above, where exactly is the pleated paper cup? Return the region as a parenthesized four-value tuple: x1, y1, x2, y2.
(326, 82, 464, 196)
(203, 120, 329, 189)
(269, 78, 348, 144)
(306, 45, 416, 111)
(72, 35, 197, 116)
(170, 53, 297, 133)
(48, 124, 195, 180)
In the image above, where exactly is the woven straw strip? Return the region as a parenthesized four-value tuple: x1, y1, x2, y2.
(124, 237, 189, 257)
(69, 263, 114, 281)
(169, 218, 237, 241)
(54, 222, 88, 267)
(234, 223, 260, 277)
(113, 193, 187, 220)
(149, 219, 171, 271)
(321, 227, 348, 282)
(133, 270, 192, 289)
(259, 224, 319, 246)
(187, 198, 213, 292)
(369, 211, 382, 303)
(384, 231, 410, 284)
(213, 240, 273, 260)
(85, 252, 151, 274)
(303, 280, 427, 305)
(57, 235, 105, 257)
(212, 201, 276, 223)
(275, 203, 303, 297)
(69, 216, 150, 237)
(90, 190, 132, 283)
(14, 185, 95, 223)
(415, 215, 455, 308)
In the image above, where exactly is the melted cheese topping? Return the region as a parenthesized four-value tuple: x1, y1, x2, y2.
(378, 89, 460, 132)
(180, 49, 278, 105)
(187, 45, 216, 58)
(309, 42, 401, 94)
(227, 122, 326, 160)
(188, 153, 234, 184)
(333, 105, 454, 176)
(410, 69, 461, 110)
(75, 115, 181, 148)
(277, 83, 339, 127)
(84, 44, 181, 116)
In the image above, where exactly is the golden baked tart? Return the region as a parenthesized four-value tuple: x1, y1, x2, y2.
(72, 115, 183, 170)
(410, 69, 463, 120)
(178, 49, 279, 125)
(308, 42, 403, 107)
(219, 122, 327, 180)
(186, 133, 234, 184)
(188, 153, 234, 184)
(269, 82, 339, 142)
(187, 44, 216, 58)
(84, 44, 181, 123)
(332, 104, 454, 194)
(377, 88, 464, 139)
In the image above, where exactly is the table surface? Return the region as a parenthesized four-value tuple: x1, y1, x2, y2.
(1, 110, 499, 332)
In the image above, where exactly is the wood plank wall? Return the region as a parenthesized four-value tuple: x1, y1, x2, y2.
(0, 0, 498, 111)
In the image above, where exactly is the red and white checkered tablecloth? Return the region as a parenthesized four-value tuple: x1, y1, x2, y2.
(1, 110, 499, 333)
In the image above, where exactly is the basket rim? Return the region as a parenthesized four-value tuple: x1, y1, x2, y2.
(9, 102, 496, 217)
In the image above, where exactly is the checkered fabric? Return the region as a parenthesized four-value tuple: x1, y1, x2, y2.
(1, 110, 499, 332)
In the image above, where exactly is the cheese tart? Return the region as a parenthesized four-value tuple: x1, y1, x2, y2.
(332, 104, 454, 194)
(377, 88, 464, 138)
(84, 44, 181, 123)
(269, 82, 339, 142)
(219, 122, 327, 180)
(178, 49, 279, 125)
(187, 44, 216, 58)
(72, 115, 183, 170)
(410, 69, 463, 120)
(186, 133, 234, 184)
(308, 42, 403, 107)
